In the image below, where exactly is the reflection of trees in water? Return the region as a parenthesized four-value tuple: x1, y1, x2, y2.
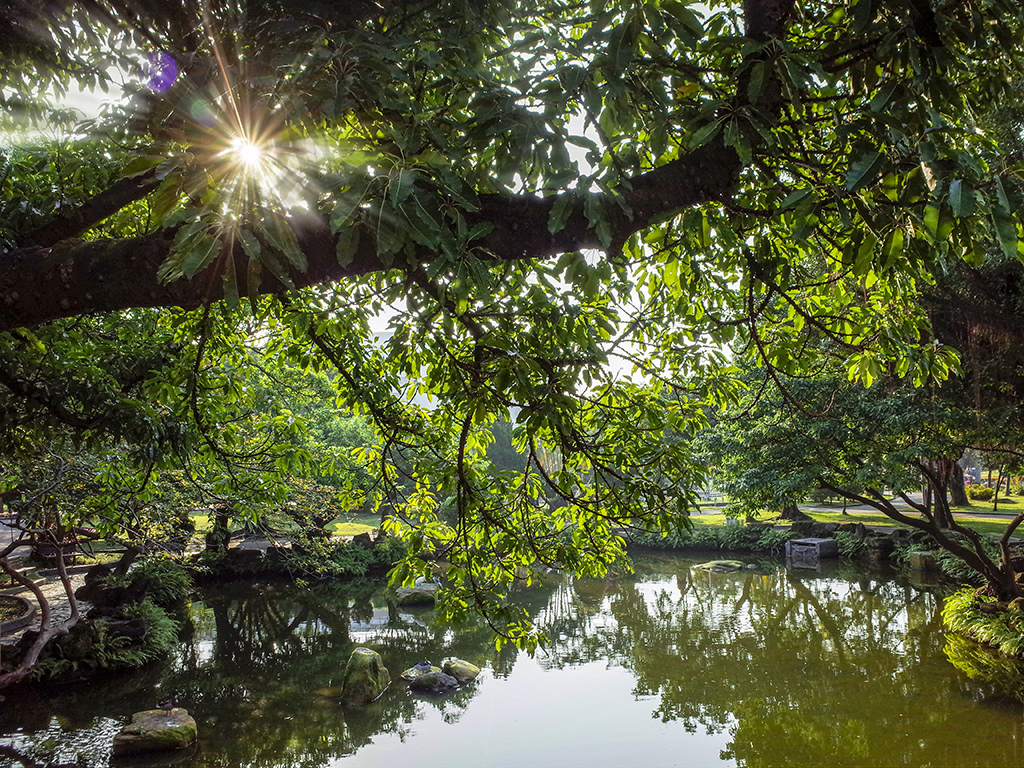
(163, 578, 524, 768)
(535, 556, 1024, 767)
(0, 574, 556, 767)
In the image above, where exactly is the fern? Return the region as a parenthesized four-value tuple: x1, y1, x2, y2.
(943, 588, 1024, 658)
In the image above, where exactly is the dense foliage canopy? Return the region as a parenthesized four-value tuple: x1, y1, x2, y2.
(2, 0, 1024, 640)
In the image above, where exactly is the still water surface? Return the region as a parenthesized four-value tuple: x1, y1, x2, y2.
(2, 553, 1024, 767)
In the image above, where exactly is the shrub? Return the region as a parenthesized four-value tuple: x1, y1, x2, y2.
(756, 527, 792, 553)
(942, 588, 1024, 658)
(30, 597, 181, 680)
(630, 523, 794, 553)
(128, 559, 192, 607)
(968, 485, 995, 501)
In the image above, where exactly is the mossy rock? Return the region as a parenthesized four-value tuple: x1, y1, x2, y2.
(395, 582, 439, 606)
(693, 560, 745, 573)
(111, 708, 197, 755)
(341, 647, 391, 704)
(442, 658, 480, 684)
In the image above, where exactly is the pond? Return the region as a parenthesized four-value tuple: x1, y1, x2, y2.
(2, 553, 1024, 767)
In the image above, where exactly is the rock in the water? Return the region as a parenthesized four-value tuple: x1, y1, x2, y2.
(313, 687, 343, 698)
(408, 670, 459, 694)
(693, 560, 745, 573)
(442, 658, 480, 684)
(400, 662, 441, 681)
(341, 647, 391, 704)
(395, 581, 439, 606)
(111, 708, 197, 755)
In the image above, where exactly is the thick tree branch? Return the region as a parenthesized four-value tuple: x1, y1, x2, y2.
(0, 140, 744, 333)
(18, 166, 163, 249)
(0, 0, 795, 333)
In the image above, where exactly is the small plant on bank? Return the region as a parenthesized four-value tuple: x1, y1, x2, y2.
(27, 597, 181, 681)
(834, 531, 868, 558)
(942, 588, 1024, 658)
(755, 527, 792, 553)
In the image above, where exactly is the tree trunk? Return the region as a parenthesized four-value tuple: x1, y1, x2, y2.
(779, 504, 813, 522)
(205, 506, 230, 552)
(993, 466, 1004, 512)
(930, 458, 958, 529)
(949, 462, 969, 507)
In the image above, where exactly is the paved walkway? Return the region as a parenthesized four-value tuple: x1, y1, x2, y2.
(0, 569, 89, 646)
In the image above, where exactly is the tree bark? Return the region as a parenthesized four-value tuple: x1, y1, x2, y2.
(949, 461, 969, 507)
(779, 503, 813, 522)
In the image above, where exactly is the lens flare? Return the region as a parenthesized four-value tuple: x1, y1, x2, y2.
(228, 136, 267, 170)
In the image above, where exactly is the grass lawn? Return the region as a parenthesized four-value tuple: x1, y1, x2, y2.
(188, 511, 379, 537)
(689, 506, 1020, 537)
(327, 513, 379, 536)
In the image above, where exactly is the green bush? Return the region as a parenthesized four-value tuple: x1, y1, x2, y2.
(631, 523, 795, 553)
(128, 559, 192, 607)
(30, 597, 180, 680)
(967, 485, 995, 501)
(755, 527, 792, 552)
(942, 588, 1024, 658)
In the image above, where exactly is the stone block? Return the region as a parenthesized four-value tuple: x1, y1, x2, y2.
(785, 537, 839, 559)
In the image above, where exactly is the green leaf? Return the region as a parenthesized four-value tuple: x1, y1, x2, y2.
(845, 151, 886, 193)
(548, 194, 574, 234)
(948, 179, 975, 218)
(375, 215, 403, 261)
(336, 226, 360, 267)
(687, 120, 721, 150)
(222, 250, 239, 309)
(993, 205, 1018, 259)
(880, 228, 904, 267)
(585, 194, 612, 248)
(330, 180, 369, 231)
(181, 234, 221, 278)
(746, 62, 765, 104)
(262, 214, 307, 272)
(238, 229, 261, 260)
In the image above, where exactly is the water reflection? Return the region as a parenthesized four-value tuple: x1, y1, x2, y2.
(2, 556, 1024, 767)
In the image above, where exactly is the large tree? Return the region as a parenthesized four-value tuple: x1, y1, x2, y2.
(1, 0, 1023, 642)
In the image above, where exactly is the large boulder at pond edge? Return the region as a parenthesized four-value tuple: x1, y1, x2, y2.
(442, 658, 480, 684)
(395, 581, 439, 606)
(111, 708, 197, 755)
(341, 647, 391, 704)
(408, 670, 460, 694)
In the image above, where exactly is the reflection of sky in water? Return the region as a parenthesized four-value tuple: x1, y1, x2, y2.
(331, 656, 732, 768)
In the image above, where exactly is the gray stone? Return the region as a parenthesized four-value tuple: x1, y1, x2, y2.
(442, 658, 480, 684)
(408, 670, 459, 694)
(341, 647, 391, 704)
(908, 551, 939, 571)
(395, 582, 439, 606)
(351, 532, 374, 549)
(785, 538, 838, 559)
(111, 708, 197, 755)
